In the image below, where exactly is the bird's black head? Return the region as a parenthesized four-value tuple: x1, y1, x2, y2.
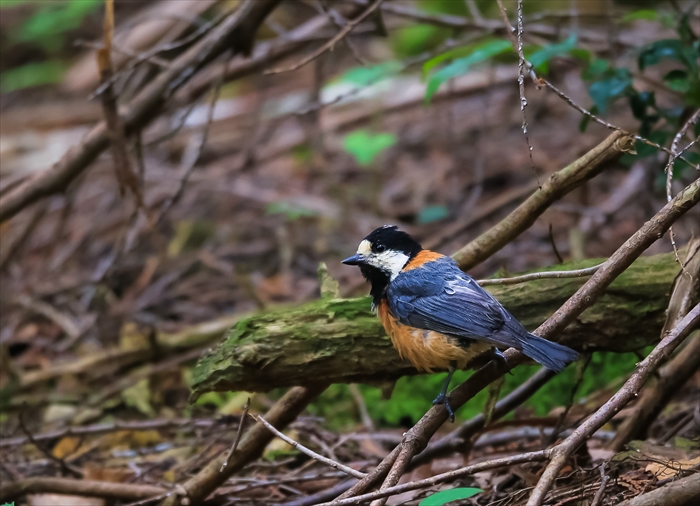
(341, 225, 422, 305)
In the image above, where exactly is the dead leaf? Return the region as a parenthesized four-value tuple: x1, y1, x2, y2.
(645, 456, 700, 480)
(52, 436, 81, 459)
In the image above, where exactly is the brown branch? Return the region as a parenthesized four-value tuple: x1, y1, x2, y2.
(615, 473, 700, 506)
(319, 451, 551, 506)
(492, 0, 697, 169)
(410, 366, 555, 468)
(0, 0, 283, 223)
(158, 384, 326, 506)
(17, 412, 83, 478)
(526, 303, 700, 506)
(97, 0, 142, 206)
(332, 176, 700, 502)
(0, 417, 218, 448)
(451, 130, 634, 270)
(477, 263, 603, 286)
(266, 0, 383, 75)
(608, 239, 700, 450)
(0, 478, 167, 504)
(220, 398, 250, 472)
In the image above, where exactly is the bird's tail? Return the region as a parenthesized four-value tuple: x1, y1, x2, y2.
(518, 332, 579, 372)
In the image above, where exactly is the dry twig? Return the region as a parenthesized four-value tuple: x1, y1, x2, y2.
(266, 0, 383, 75)
(526, 303, 700, 506)
(251, 414, 367, 479)
(0, 0, 283, 222)
(332, 176, 700, 502)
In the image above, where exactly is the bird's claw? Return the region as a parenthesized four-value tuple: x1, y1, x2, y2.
(433, 393, 455, 422)
(493, 349, 514, 375)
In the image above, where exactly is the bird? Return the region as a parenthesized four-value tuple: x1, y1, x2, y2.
(342, 225, 579, 421)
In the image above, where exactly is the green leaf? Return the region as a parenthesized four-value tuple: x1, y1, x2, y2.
(417, 205, 449, 224)
(14, 0, 102, 43)
(342, 130, 397, 166)
(622, 9, 657, 22)
(422, 41, 495, 80)
(588, 70, 632, 112)
(338, 61, 402, 87)
(638, 39, 698, 71)
(419, 488, 483, 506)
(663, 69, 690, 93)
(425, 39, 512, 102)
(629, 91, 655, 120)
(582, 58, 609, 80)
(0, 60, 67, 92)
(122, 379, 155, 417)
(529, 34, 577, 74)
(266, 201, 318, 221)
(579, 105, 598, 132)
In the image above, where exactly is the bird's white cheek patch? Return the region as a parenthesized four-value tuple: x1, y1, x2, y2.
(357, 240, 371, 256)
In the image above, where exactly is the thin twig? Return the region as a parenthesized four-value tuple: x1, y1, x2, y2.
(514, 0, 539, 185)
(526, 304, 700, 506)
(221, 398, 251, 472)
(0, 418, 218, 448)
(251, 414, 367, 480)
(18, 412, 83, 478)
(266, 0, 383, 75)
(319, 451, 551, 506)
(156, 61, 225, 225)
(494, 0, 698, 169)
(590, 464, 611, 506)
(478, 263, 603, 286)
(664, 108, 700, 269)
(335, 177, 700, 502)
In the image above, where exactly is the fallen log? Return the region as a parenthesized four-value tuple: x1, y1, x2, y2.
(192, 251, 680, 397)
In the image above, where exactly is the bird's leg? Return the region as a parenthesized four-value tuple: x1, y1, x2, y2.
(433, 363, 456, 422)
(492, 348, 514, 375)
(492, 348, 508, 366)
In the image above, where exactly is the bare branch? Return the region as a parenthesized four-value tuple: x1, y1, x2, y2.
(251, 414, 367, 479)
(478, 263, 603, 286)
(0, 0, 284, 223)
(266, 0, 383, 75)
(526, 303, 700, 506)
(319, 451, 551, 506)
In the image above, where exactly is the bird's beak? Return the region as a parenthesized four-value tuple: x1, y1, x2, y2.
(342, 254, 366, 266)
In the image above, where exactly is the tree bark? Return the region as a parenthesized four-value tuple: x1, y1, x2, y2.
(192, 251, 681, 396)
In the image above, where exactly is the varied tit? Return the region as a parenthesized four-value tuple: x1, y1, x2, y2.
(342, 225, 579, 421)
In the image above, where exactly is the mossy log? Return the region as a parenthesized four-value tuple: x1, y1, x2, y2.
(192, 252, 680, 397)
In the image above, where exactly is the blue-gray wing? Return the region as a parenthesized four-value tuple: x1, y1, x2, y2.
(386, 257, 513, 343)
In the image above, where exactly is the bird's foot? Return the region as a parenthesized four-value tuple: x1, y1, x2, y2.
(432, 393, 455, 422)
(492, 349, 514, 375)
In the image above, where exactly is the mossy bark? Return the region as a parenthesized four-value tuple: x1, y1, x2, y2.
(192, 252, 680, 397)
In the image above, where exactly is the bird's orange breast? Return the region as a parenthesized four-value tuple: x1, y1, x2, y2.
(377, 300, 489, 372)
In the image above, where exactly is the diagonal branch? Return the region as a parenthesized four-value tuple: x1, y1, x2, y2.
(451, 130, 633, 270)
(332, 176, 700, 502)
(526, 303, 700, 506)
(265, 0, 383, 75)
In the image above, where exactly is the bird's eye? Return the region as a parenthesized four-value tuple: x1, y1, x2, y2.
(374, 244, 386, 253)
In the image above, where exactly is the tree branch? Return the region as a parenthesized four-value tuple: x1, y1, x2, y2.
(451, 130, 634, 270)
(0, 0, 283, 223)
(526, 303, 700, 506)
(0, 478, 167, 504)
